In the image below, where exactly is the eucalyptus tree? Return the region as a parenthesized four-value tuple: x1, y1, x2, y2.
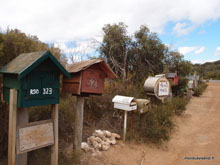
(99, 22, 132, 82)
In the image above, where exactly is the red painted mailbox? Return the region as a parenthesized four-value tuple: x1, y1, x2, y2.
(63, 59, 117, 95)
(62, 59, 116, 154)
(166, 72, 178, 86)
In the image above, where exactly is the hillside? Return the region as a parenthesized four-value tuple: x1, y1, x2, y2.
(193, 60, 220, 79)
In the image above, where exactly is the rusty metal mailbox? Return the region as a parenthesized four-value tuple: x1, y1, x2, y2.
(0, 51, 70, 108)
(63, 59, 116, 95)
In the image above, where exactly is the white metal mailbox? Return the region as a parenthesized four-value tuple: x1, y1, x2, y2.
(112, 95, 137, 111)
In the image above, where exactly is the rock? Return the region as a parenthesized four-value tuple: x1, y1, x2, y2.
(103, 130, 112, 137)
(109, 136, 116, 145)
(101, 141, 110, 151)
(81, 142, 93, 153)
(111, 133, 121, 139)
(93, 130, 107, 141)
(94, 137, 102, 143)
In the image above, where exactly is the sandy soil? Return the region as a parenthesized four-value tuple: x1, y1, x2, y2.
(82, 82, 220, 165)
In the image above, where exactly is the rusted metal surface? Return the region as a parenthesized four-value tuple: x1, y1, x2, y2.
(67, 59, 117, 79)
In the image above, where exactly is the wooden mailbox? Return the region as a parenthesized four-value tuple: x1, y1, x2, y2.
(0, 51, 70, 165)
(62, 59, 116, 154)
(0, 51, 70, 108)
(63, 59, 117, 95)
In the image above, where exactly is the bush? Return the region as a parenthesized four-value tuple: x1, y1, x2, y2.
(135, 96, 188, 143)
(137, 104, 173, 143)
(194, 83, 208, 97)
(165, 97, 188, 115)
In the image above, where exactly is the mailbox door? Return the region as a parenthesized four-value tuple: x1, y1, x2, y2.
(81, 69, 104, 94)
(22, 71, 59, 107)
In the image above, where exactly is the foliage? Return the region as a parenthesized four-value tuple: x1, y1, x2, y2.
(193, 82, 208, 97)
(172, 76, 189, 96)
(100, 22, 132, 81)
(165, 97, 188, 115)
(0, 28, 67, 68)
(193, 60, 220, 79)
(131, 25, 167, 82)
(99, 23, 192, 86)
(135, 96, 188, 143)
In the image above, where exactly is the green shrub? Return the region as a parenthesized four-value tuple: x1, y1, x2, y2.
(135, 96, 188, 143)
(137, 105, 173, 143)
(194, 83, 208, 97)
(165, 97, 188, 115)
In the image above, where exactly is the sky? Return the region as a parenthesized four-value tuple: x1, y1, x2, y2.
(0, 0, 220, 64)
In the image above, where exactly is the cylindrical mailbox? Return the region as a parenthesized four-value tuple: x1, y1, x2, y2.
(144, 76, 170, 100)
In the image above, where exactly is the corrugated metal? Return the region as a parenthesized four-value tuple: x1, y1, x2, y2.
(0, 51, 46, 74)
(67, 59, 117, 79)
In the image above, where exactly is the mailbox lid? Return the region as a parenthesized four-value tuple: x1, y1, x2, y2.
(112, 95, 135, 105)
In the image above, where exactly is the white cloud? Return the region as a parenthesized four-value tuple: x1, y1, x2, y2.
(192, 59, 217, 64)
(178, 46, 205, 55)
(1, 0, 220, 42)
(173, 22, 195, 36)
(195, 47, 205, 54)
(178, 46, 198, 55)
(214, 46, 220, 56)
(191, 59, 218, 64)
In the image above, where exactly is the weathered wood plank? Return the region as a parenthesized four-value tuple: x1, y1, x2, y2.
(8, 89, 17, 165)
(17, 120, 54, 154)
(51, 104, 58, 165)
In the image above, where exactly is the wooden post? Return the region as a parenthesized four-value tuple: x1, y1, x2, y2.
(16, 108, 29, 165)
(8, 89, 17, 165)
(51, 104, 58, 165)
(123, 111, 128, 141)
(74, 96, 84, 152)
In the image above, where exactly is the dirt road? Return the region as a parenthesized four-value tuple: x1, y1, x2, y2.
(84, 82, 220, 165)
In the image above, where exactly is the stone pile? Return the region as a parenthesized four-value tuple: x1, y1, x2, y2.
(81, 130, 120, 153)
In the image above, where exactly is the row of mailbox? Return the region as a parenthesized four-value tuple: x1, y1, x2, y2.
(0, 51, 170, 108)
(0, 51, 116, 108)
